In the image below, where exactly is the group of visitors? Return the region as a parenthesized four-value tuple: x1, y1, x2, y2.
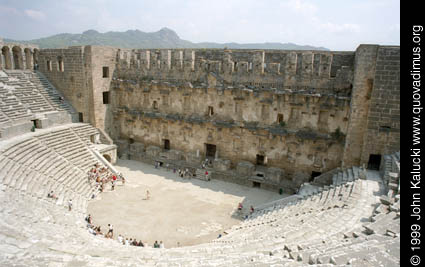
(87, 164, 125, 194)
(85, 214, 114, 238)
(177, 168, 192, 179)
(155, 161, 195, 179)
(201, 158, 212, 169)
(237, 202, 255, 217)
(154, 159, 212, 181)
(118, 235, 145, 247)
(85, 214, 165, 248)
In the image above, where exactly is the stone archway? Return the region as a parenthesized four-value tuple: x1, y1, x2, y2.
(24, 48, 33, 70)
(1, 46, 12, 69)
(33, 49, 39, 70)
(12, 46, 23, 70)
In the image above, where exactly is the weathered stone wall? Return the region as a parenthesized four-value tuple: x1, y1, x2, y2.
(34, 44, 400, 190)
(38, 46, 118, 132)
(111, 80, 347, 185)
(343, 45, 400, 167)
(84, 46, 118, 133)
(360, 46, 400, 162)
(112, 81, 350, 133)
(38, 47, 90, 121)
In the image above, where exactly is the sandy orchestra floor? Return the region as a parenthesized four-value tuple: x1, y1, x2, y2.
(87, 159, 286, 248)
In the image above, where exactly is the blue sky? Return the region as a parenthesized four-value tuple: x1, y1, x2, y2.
(0, 0, 400, 50)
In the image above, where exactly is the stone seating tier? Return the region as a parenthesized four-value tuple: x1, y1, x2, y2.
(0, 70, 75, 128)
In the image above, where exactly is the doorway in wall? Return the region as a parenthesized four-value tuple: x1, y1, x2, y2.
(310, 171, 322, 182)
(367, 154, 382, 170)
(163, 139, 170, 150)
(205, 144, 216, 158)
(256, 154, 266, 166)
(31, 119, 41, 129)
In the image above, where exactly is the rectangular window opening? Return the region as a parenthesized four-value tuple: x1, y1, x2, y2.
(208, 106, 214, 116)
(78, 112, 84, 122)
(277, 114, 284, 123)
(163, 139, 170, 150)
(103, 91, 110, 104)
(102, 66, 109, 78)
(58, 61, 64, 72)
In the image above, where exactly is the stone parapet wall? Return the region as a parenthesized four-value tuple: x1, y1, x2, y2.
(115, 48, 355, 96)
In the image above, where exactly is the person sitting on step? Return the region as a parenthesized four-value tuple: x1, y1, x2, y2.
(47, 191, 58, 200)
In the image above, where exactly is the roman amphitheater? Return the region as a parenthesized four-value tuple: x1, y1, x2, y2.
(0, 38, 400, 266)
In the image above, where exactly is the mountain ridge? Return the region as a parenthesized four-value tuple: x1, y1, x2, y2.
(3, 28, 329, 51)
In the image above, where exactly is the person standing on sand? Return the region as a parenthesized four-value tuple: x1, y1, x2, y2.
(146, 190, 150, 200)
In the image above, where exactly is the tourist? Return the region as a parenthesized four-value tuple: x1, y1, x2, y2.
(47, 191, 58, 200)
(238, 202, 243, 211)
(85, 214, 92, 224)
(108, 224, 113, 238)
(205, 170, 209, 180)
(138, 240, 144, 247)
(153, 241, 160, 248)
(95, 226, 102, 235)
(146, 190, 150, 200)
(88, 225, 96, 235)
(132, 239, 138, 246)
(125, 238, 129, 246)
(68, 199, 73, 211)
(217, 234, 222, 238)
(159, 241, 164, 248)
(118, 234, 123, 244)
(111, 180, 115, 191)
